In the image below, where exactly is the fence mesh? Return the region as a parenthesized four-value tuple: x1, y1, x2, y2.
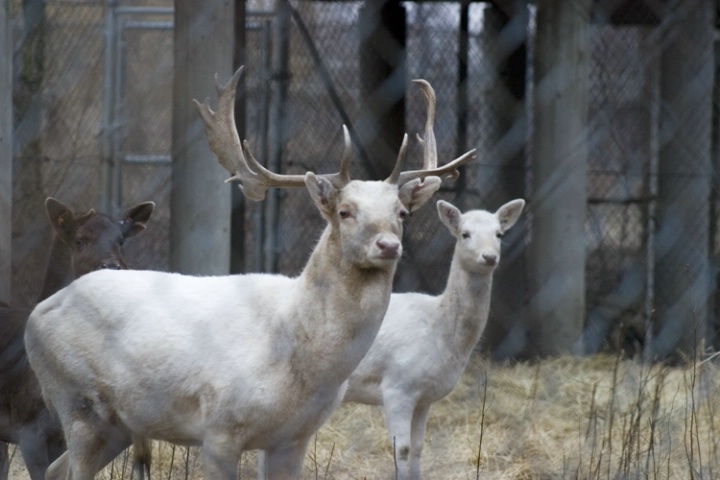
(8, 0, 720, 359)
(12, 0, 107, 306)
(585, 24, 659, 353)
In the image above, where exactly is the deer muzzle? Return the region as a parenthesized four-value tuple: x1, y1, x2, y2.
(376, 238, 402, 260)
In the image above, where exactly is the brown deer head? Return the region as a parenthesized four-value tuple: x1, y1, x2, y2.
(38, 198, 155, 301)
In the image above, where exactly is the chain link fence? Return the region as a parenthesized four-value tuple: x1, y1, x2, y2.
(585, 23, 661, 354)
(12, 0, 108, 307)
(9, 0, 720, 359)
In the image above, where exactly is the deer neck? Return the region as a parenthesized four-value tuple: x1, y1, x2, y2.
(38, 235, 73, 303)
(296, 225, 396, 383)
(438, 254, 494, 356)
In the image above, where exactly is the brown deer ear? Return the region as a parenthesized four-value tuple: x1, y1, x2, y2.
(45, 197, 69, 224)
(121, 223, 147, 238)
(120, 202, 155, 238)
(45, 197, 78, 246)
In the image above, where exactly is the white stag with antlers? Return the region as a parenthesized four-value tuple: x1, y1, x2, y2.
(24, 67, 475, 480)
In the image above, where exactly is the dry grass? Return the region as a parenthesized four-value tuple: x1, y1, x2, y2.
(9, 354, 720, 479)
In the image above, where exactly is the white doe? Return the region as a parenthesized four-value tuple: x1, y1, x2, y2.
(24, 67, 475, 480)
(343, 197, 525, 480)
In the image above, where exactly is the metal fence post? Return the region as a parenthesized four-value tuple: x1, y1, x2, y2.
(0, 0, 12, 301)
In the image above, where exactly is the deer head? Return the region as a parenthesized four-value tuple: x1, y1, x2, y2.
(45, 198, 155, 278)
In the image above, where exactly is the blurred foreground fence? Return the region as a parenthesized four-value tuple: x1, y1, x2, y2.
(7, 0, 720, 361)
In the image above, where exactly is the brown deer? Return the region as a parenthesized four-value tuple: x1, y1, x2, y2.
(0, 197, 154, 480)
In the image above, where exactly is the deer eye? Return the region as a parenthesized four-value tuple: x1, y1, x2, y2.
(462, 232, 470, 239)
(339, 210, 352, 219)
(496, 232, 504, 239)
(399, 208, 409, 220)
(74, 238, 86, 251)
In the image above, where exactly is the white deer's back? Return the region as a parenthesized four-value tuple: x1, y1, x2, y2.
(29, 269, 341, 446)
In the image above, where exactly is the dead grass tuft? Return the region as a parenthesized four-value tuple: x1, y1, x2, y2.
(9, 354, 720, 479)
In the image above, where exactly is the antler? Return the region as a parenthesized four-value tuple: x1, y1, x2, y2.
(413, 79, 438, 171)
(194, 66, 352, 201)
(387, 79, 476, 186)
(195, 67, 473, 197)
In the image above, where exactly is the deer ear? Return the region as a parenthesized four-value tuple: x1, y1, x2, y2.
(121, 223, 147, 239)
(45, 197, 78, 245)
(45, 197, 70, 224)
(305, 172, 338, 219)
(496, 199, 525, 233)
(436, 200, 462, 235)
(120, 201, 155, 238)
(398, 176, 441, 213)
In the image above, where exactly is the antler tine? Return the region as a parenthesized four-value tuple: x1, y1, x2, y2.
(194, 66, 306, 201)
(193, 68, 253, 187)
(240, 140, 308, 189)
(412, 79, 437, 170)
(396, 148, 476, 186)
(386, 134, 409, 185)
(321, 125, 353, 189)
(339, 125, 352, 184)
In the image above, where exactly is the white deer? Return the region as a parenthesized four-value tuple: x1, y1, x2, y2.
(343, 193, 524, 480)
(24, 67, 475, 480)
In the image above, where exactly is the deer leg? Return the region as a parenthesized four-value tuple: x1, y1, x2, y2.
(55, 418, 131, 480)
(46, 435, 66, 470)
(44, 451, 69, 480)
(131, 437, 152, 480)
(408, 404, 430, 480)
(202, 433, 241, 480)
(17, 433, 51, 480)
(263, 438, 311, 480)
(256, 450, 267, 480)
(383, 398, 415, 480)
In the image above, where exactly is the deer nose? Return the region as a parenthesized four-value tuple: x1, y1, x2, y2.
(482, 253, 498, 266)
(99, 262, 123, 270)
(376, 238, 401, 259)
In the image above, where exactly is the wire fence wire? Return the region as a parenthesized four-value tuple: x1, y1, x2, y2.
(8, 0, 720, 359)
